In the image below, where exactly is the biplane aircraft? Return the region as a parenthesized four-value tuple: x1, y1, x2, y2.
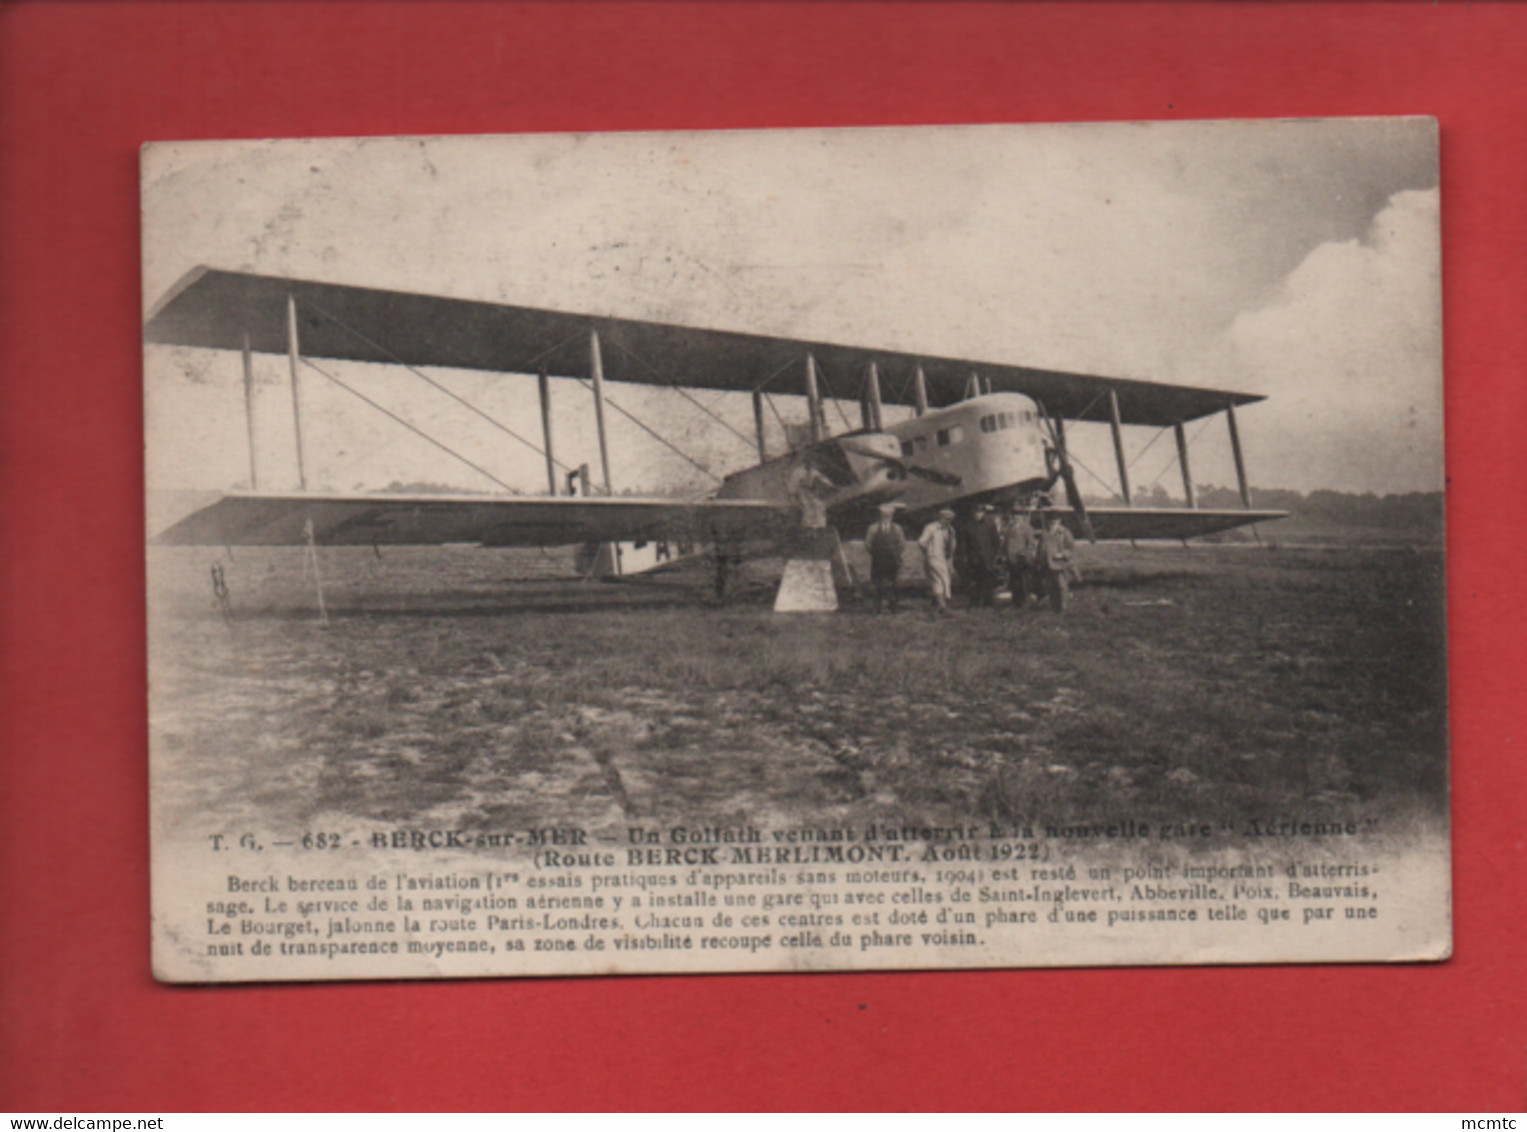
(146, 267, 1285, 605)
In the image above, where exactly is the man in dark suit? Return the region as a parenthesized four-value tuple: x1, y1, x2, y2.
(864, 504, 907, 613)
(968, 503, 1004, 609)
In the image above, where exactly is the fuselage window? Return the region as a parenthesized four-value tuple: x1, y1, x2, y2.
(977, 412, 1034, 435)
(901, 439, 915, 457)
(983, 412, 1019, 432)
(937, 425, 966, 448)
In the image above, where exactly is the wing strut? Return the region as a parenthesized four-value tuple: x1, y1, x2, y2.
(867, 363, 884, 431)
(805, 354, 826, 443)
(1226, 401, 1252, 508)
(537, 368, 557, 495)
(589, 330, 614, 495)
(286, 293, 309, 490)
(1108, 388, 1133, 506)
(1174, 422, 1197, 508)
(751, 389, 768, 462)
(913, 365, 928, 416)
(241, 331, 259, 490)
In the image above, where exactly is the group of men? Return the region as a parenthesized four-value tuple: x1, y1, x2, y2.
(863, 498, 1077, 616)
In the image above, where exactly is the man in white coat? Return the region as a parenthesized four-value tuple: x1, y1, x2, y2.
(918, 508, 958, 616)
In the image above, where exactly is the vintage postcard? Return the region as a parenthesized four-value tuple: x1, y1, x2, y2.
(144, 120, 1448, 981)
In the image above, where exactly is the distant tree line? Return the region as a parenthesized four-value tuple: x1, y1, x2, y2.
(1088, 483, 1443, 535)
(383, 481, 461, 494)
(1205, 486, 1442, 534)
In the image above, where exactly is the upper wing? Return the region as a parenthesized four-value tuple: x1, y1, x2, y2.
(1043, 507, 1288, 541)
(153, 491, 795, 548)
(145, 267, 1264, 426)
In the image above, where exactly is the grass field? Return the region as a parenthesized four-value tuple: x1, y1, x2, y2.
(147, 536, 1447, 844)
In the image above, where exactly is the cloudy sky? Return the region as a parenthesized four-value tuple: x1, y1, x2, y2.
(143, 119, 1441, 499)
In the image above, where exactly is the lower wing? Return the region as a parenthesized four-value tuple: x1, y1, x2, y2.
(152, 490, 796, 548)
(1045, 506, 1287, 541)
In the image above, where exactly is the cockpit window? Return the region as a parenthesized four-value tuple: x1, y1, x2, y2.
(981, 412, 1026, 433)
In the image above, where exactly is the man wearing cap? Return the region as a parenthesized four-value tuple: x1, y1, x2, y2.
(864, 504, 907, 613)
(1038, 513, 1078, 613)
(968, 503, 1003, 609)
(1003, 499, 1039, 610)
(917, 508, 958, 616)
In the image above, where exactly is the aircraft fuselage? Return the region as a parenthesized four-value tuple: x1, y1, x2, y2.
(712, 392, 1053, 534)
(885, 392, 1051, 517)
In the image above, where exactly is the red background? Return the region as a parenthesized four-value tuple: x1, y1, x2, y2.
(2, 1, 1523, 1112)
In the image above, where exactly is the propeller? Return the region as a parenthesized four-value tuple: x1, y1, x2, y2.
(1037, 406, 1096, 543)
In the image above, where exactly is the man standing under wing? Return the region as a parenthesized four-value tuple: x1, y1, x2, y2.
(971, 503, 1004, 608)
(1003, 498, 1038, 611)
(1038, 513, 1078, 613)
(918, 508, 958, 617)
(865, 504, 907, 613)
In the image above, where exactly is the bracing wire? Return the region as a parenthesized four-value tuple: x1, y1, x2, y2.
(519, 329, 589, 373)
(763, 390, 791, 437)
(811, 358, 857, 433)
(1060, 446, 1123, 500)
(606, 337, 758, 450)
(1126, 425, 1171, 470)
(1073, 390, 1108, 425)
(299, 356, 519, 493)
(751, 353, 864, 445)
(571, 376, 723, 482)
(753, 353, 805, 394)
(1049, 390, 1141, 502)
(303, 297, 746, 487)
(1139, 415, 1216, 498)
(299, 297, 574, 475)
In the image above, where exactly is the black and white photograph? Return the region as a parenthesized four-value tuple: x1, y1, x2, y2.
(143, 120, 1448, 981)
